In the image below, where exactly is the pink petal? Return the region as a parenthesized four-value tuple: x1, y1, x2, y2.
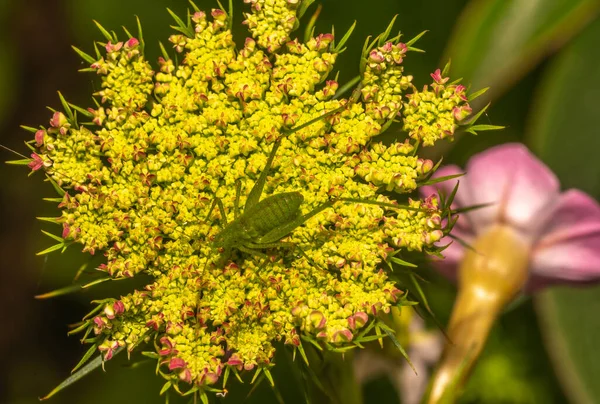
(528, 233, 600, 291)
(528, 190, 600, 289)
(535, 190, 600, 243)
(464, 143, 559, 233)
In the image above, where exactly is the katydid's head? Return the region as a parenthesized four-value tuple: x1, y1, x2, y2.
(212, 224, 237, 251)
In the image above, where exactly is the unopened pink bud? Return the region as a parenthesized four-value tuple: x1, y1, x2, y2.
(168, 357, 186, 370)
(125, 37, 139, 48)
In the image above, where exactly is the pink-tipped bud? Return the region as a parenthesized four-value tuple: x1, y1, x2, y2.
(308, 310, 327, 330)
(113, 300, 125, 315)
(369, 50, 385, 64)
(125, 37, 139, 49)
(331, 328, 353, 343)
(34, 129, 46, 146)
(105, 41, 123, 54)
(104, 303, 116, 319)
(28, 153, 50, 171)
(168, 357, 186, 370)
(49, 111, 70, 134)
(453, 105, 472, 122)
(430, 69, 449, 85)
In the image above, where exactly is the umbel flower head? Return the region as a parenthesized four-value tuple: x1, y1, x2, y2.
(16, 1, 492, 399)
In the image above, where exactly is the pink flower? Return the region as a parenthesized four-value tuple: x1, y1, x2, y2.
(423, 143, 600, 403)
(422, 143, 600, 292)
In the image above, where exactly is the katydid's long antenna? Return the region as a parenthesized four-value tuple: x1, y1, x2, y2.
(0, 144, 29, 159)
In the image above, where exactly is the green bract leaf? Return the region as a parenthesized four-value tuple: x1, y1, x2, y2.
(40, 348, 123, 400)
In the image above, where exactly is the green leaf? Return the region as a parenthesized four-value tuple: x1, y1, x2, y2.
(158, 41, 170, 60)
(381, 325, 417, 374)
(452, 202, 494, 214)
(167, 8, 193, 38)
(34, 283, 82, 299)
(297, 0, 317, 19)
(420, 172, 464, 186)
(82, 277, 112, 289)
(529, 16, 600, 404)
(41, 229, 64, 243)
(71, 46, 96, 64)
(464, 124, 505, 133)
(40, 348, 123, 400)
(93, 20, 117, 42)
(159, 381, 172, 395)
(405, 30, 428, 48)
(57, 92, 74, 122)
(37, 216, 61, 224)
(36, 242, 65, 256)
(377, 15, 398, 46)
(389, 256, 417, 268)
(333, 21, 357, 53)
(69, 102, 94, 118)
(135, 15, 145, 53)
(71, 344, 98, 373)
(263, 367, 275, 387)
(444, 0, 600, 106)
(467, 86, 489, 102)
(5, 158, 31, 166)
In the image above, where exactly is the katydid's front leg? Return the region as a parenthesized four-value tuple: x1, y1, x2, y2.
(205, 197, 228, 225)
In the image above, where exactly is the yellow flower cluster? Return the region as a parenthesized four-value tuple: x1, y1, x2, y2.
(402, 69, 473, 146)
(22, 1, 481, 398)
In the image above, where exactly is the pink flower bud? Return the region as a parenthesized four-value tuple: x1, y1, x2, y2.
(179, 369, 192, 384)
(369, 50, 385, 64)
(105, 41, 123, 53)
(28, 153, 51, 171)
(125, 37, 139, 49)
(34, 129, 46, 146)
(49, 111, 69, 130)
(168, 357, 186, 370)
(308, 311, 327, 330)
(331, 328, 353, 343)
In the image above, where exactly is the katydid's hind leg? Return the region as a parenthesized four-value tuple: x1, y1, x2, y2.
(245, 241, 296, 250)
(233, 179, 242, 219)
(238, 245, 270, 261)
(236, 246, 276, 278)
(253, 258, 273, 288)
(246, 241, 330, 275)
(245, 139, 282, 211)
(294, 244, 331, 275)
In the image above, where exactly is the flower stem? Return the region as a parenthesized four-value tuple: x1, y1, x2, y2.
(306, 348, 364, 404)
(425, 224, 531, 403)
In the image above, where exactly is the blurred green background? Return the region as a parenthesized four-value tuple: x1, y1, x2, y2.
(1, 0, 599, 403)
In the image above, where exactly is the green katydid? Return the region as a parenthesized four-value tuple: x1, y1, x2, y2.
(201, 112, 443, 272)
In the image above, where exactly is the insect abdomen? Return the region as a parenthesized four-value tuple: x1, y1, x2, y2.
(244, 192, 303, 238)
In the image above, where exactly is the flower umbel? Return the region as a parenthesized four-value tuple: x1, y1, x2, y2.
(17, 1, 491, 399)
